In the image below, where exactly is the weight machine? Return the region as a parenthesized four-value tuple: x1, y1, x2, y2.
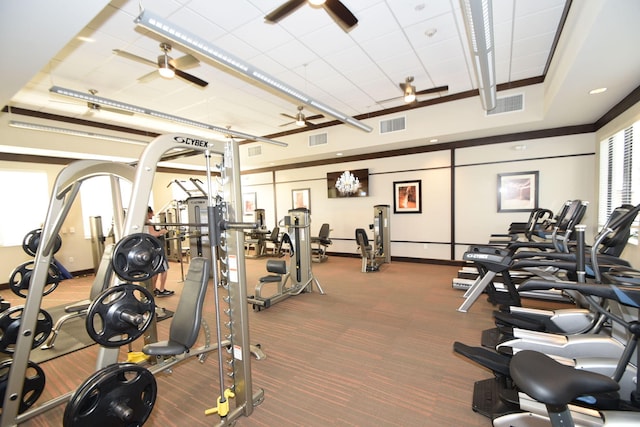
(356, 205, 391, 272)
(372, 204, 391, 264)
(248, 208, 324, 310)
(244, 209, 270, 258)
(1, 133, 264, 427)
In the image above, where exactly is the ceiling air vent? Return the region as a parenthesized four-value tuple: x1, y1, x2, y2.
(247, 145, 262, 157)
(308, 132, 328, 147)
(487, 94, 524, 116)
(380, 116, 406, 134)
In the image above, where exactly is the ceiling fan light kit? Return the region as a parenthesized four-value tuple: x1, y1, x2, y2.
(403, 85, 417, 103)
(460, 0, 497, 111)
(135, 9, 372, 133)
(113, 42, 207, 87)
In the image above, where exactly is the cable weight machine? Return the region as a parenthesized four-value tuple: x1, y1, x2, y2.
(248, 208, 324, 310)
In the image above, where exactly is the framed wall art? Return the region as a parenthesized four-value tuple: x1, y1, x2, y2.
(292, 188, 311, 211)
(497, 171, 539, 212)
(393, 180, 422, 214)
(242, 192, 257, 215)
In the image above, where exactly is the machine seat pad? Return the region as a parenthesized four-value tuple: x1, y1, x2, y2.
(260, 275, 282, 283)
(510, 350, 619, 406)
(266, 259, 287, 275)
(142, 340, 188, 356)
(64, 300, 91, 313)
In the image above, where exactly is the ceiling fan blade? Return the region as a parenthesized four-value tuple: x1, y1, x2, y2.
(265, 0, 306, 23)
(175, 69, 209, 87)
(415, 85, 449, 96)
(324, 0, 358, 29)
(172, 53, 199, 70)
(138, 70, 159, 83)
(280, 113, 297, 120)
(378, 95, 404, 103)
(113, 49, 157, 67)
(279, 120, 295, 127)
(305, 114, 324, 121)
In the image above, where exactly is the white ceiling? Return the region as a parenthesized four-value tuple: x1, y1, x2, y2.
(1, 0, 640, 170)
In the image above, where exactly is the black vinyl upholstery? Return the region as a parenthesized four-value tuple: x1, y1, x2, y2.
(143, 257, 209, 356)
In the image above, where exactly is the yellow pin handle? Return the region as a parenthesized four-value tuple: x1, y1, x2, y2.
(205, 389, 235, 417)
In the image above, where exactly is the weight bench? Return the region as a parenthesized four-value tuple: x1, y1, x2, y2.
(41, 244, 115, 350)
(143, 257, 209, 357)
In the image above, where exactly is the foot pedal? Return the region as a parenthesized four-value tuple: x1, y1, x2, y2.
(480, 327, 502, 348)
(472, 378, 519, 419)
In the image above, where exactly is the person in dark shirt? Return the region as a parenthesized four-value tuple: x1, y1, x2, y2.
(146, 206, 173, 297)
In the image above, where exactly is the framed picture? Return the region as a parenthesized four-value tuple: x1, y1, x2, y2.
(292, 188, 311, 211)
(393, 180, 422, 214)
(242, 192, 256, 215)
(497, 171, 539, 212)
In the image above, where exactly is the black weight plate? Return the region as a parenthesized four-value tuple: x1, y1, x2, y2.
(22, 228, 62, 257)
(9, 261, 61, 298)
(0, 306, 53, 354)
(0, 359, 46, 414)
(64, 363, 125, 426)
(63, 363, 156, 427)
(112, 233, 165, 282)
(85, 284, 155, 347)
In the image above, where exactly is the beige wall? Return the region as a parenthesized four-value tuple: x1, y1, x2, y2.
(241, 132, 598, 261)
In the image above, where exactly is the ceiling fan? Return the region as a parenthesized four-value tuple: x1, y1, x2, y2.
(51, 89, 133, 116)
(280, 106, 324, 127)
(265, 0, 358, 31)
(380, 77, 449, 104)
(113, 43, 208, 87)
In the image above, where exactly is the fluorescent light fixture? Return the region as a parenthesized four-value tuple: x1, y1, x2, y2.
(134, 9, 372, 133)
(49, 86, 287, 147)
(460, 0, 497, 111)
(9, 120, 148, 145)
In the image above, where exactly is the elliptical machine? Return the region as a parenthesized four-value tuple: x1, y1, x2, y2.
(247, 208, 324, 310)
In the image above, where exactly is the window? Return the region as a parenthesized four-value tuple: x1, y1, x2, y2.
(0, 170, 49, 246)
(599, 120, 640, 242)
(79, 176, 136, 238)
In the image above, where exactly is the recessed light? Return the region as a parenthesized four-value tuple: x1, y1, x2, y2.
(425, 28, 437, 38)
(336, 152, 343, 156)
(77, 36, 95, 43)
(589, 87, 607, 95)
(513, 144, 527, 151)
(429, 138, 438, 143)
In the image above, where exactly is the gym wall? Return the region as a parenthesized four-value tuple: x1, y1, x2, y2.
(240, 131, 598, 262)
